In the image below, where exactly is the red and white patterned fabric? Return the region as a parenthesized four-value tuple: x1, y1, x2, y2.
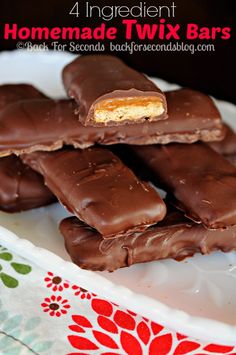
(0, 249, 235, 354)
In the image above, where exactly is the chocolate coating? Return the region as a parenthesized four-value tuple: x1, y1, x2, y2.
(209, 124, 236, 156)
(228, 154, 236, 166)
(131, 143, 236, 229)
(0, 155, 55, 212)
(60, 211, 236, 272)
(0, 83, 55, 212)
(0, 89, 224, 156)
(23, 147, 166, 238)
(0, 84, 47, 110)
(227, 154, 236, 166)
(62, 55, 167, 126)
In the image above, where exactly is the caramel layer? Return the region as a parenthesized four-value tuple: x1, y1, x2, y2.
(94, 96, 164, 123)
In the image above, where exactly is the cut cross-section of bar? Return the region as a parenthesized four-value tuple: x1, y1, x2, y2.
(62, 55, 167, 126)
(0, 89, 225, 156)
(93, 96, 164, 124)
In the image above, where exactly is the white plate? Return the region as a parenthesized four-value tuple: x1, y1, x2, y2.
(0, 50, 236, 345)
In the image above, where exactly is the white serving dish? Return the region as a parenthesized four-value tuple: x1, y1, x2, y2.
(0, 50, 236, 345)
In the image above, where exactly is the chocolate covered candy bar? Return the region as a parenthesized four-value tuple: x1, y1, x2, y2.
(209, 124, 236, 156)
(0, 90, 224, 156)
(0, 84, 47, 110)
(62, 55, 167, 126)
(60, 210, 236, 271)
(0, 83, 55, 212)
(0, 155, 55, 212)
(23, 147, 166, 238)
(131, 143, 236, 229)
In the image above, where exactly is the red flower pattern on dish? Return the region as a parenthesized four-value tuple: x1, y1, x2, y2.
(41, 295, 70, 317)
(44, 271, 69, 292)
(67, 297, 236, 355)
(40, 273, 236, 355)
(72, 285, 96, 300)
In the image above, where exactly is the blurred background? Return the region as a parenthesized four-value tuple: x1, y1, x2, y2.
(0, 0, 235, 103)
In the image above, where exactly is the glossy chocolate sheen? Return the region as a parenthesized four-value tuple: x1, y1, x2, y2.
(60, 211, 236, 272)
(0, 84, 47, 110)
(62, 55, 167, 126)
(0, 83, 55, 212)
(0, 155, 55, 212)
(0, 89, 224, 156)
(209, 124, 236, 156)
(23, 147, 166, 238)
(131, 143, 236, 229)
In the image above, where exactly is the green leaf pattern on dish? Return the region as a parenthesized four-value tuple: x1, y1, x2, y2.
(0, 245, 32, 288)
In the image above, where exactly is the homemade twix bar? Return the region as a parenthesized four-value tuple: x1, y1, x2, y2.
(0, 155, 55, 212)
(0, 84, 55, 212)
(22, 147, 166, 238)
(62, 55, 167, 126)
(131, 143, 236, 229)
(60, 208, 236, 272)
(0, 89, 224, 156)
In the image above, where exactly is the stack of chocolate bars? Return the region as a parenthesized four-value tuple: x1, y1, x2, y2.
(0, 55, 236, 272)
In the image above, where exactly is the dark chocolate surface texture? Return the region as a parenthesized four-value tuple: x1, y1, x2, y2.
(0, 84, 47, 110)
(60, 210, 236, 272)
(0, 155, 55, 212)
(0, 89, 224, 156)
(0, 83, 55, 212)
(131, 143, 236, 229)
(23, 147, 166, 238)
(62, 55, 167, 126)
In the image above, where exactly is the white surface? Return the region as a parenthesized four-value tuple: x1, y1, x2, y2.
(0, 50, 236, 345)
